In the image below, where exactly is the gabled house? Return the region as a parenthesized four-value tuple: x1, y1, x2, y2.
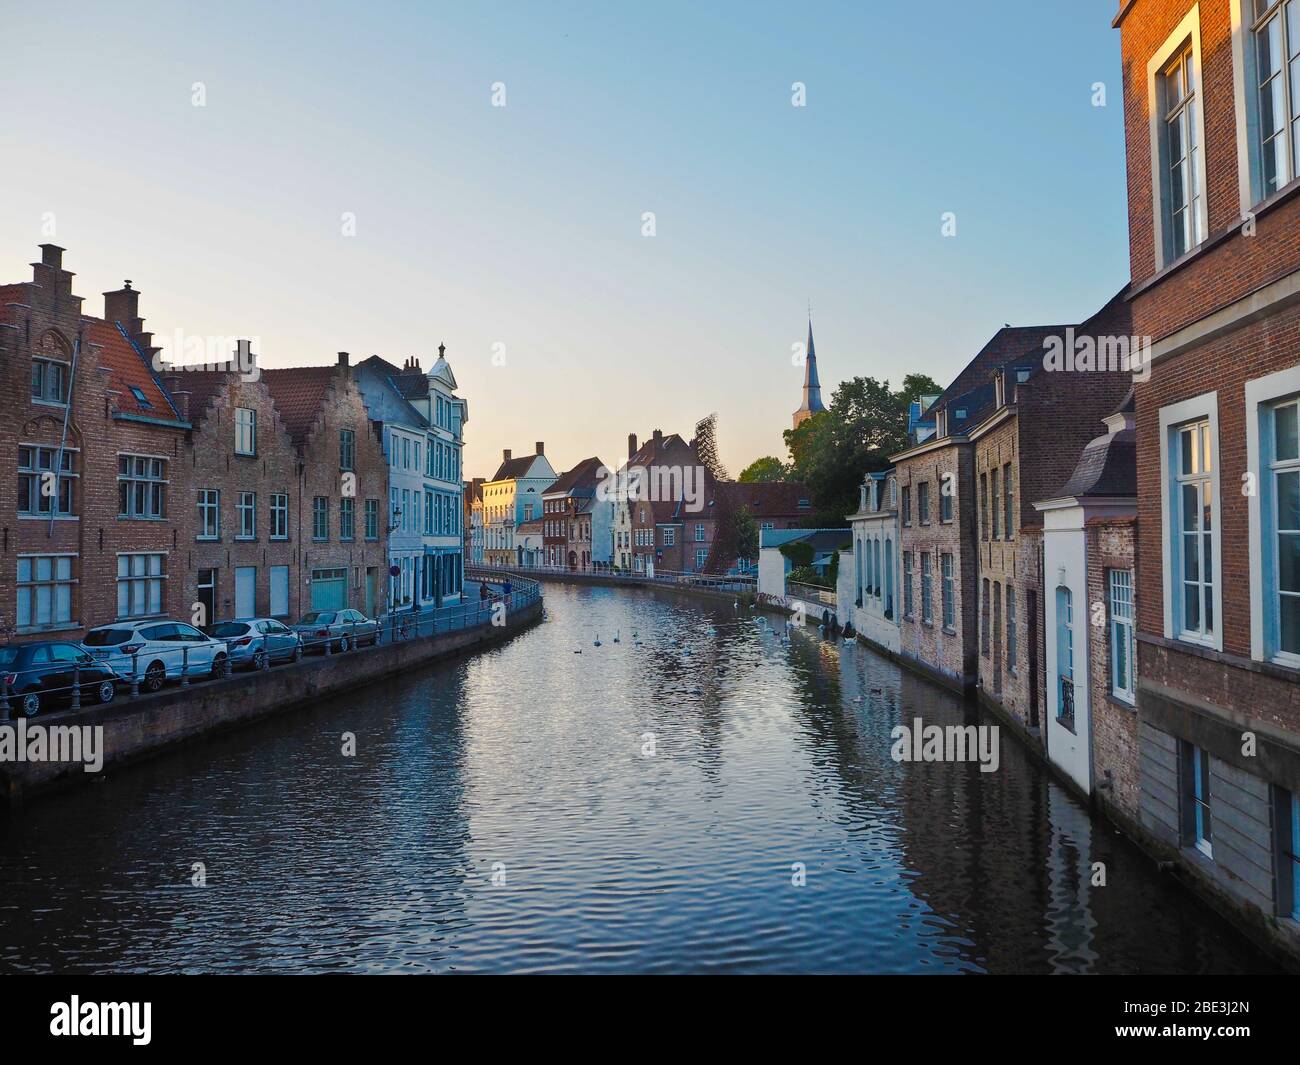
(483, 443, 556, 566)
(0, 245, 192, 638)
(261, 354, 389, 616)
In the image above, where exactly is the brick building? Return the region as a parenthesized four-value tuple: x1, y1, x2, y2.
(969, 293, 1134, 744)
(174, 367, 300, 624)
(0, 246, 192, 640)
(1035, 392, 1140, 824)
(624, 430, 699, 575)
(891, 326, 1065, 693)
(1116, 0, 1300, 953)
(542, 456, 606, 569)
(261, 355, 389, 617)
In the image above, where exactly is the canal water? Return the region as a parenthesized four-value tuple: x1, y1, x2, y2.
(0, 585, 1278, 973)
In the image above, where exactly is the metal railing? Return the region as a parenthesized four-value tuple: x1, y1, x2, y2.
(1, 576, 542, 719)
(476, 561, 757, 593)
(787, 580, 837, 606)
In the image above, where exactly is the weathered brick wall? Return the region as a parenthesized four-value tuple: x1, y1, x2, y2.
(0, 254, 189, 639)
(1088, 517, 1141, 821)
(182, 376, 300, 622)
(297, 368, 389, 616)
(896, 441, 976, 686)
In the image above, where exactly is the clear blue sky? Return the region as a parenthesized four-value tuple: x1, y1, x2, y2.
(1, 0, 1128, 478)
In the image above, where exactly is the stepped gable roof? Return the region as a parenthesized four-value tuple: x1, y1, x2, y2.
(933, 324, 1069, 424)
(166, 368, 242, 423)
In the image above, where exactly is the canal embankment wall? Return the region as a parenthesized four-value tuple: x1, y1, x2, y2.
(0, 597, 542, 806)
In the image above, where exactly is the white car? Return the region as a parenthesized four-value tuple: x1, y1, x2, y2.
(82, 620, 229, 693)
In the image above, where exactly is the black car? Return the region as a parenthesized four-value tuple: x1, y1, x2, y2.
(0, 641, 119, 718)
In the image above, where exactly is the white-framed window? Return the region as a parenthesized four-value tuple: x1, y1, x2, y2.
(117, 455, 167, 519)
(695, 547, 708, 569)
(1148, 9, 1209, 268)
(1235, 0, 1300, 205)
(117, 552, 165, 619)
(18, 445, 76, 517)
(237, 491, 256, 539)
(16, 555, 75, 630)
(1247, 370, 1300, 664)
(31, 358, 69, 404)
(271, 493, 289, 540)
(234, 407, 257, 456)
(664, 527, 676, 547)
(1177, 420, 1215, 641)
(1160, 394, 1221, 649)
(198, 489, 220, 539)
(1184, 743, 1214, 859)
(694, 523, 706, 542)
(1109, 569, 1137, 703)
(921, 553, 933, 625)
(941, 553, 954, 628)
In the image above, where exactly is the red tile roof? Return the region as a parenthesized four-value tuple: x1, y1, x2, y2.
(544, 456, 606, 496)
(261, 366, 342, 446)
(88, 319, 181, 421)
(723, 480, 812, 518)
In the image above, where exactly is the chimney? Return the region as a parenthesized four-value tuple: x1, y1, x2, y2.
(628, 433, 637, 459)
(503, 448, 512, 462)
(103, 281, 159, 363)
(535, 441, 545, 455)
(337, 351, 349, 367)
(652, 429, 663, 448)
(103, 281, 140, 328)
(40, 244, 63, 269)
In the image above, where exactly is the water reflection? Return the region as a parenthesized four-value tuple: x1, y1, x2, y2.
(0, 585, 1277, 973)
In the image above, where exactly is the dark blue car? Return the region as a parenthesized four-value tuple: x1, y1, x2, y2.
(0, 641, 118, 718)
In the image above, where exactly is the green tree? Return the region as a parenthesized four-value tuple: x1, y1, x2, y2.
(738, 456, 788, 483)
(783, 373, 943, 526)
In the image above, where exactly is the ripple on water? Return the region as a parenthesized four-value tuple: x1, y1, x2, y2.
(0, 584, 1280, 974)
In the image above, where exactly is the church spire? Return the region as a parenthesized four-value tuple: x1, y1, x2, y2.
(793, 314, 826, 429)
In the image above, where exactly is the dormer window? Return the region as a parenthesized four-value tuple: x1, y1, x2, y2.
(1016, 367, 1032, 384)
(129, 386, 152, 409)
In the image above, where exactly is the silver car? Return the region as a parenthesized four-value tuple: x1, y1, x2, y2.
(82, 620, 228, 692)
(206, 618, 304, 670)
(291, 609, 380, 653)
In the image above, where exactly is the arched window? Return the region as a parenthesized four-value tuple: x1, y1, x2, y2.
(1056, 586, 1075, 730)
(884, 538, 894, 617)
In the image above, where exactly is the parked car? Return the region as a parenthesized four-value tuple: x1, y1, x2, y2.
(291, 609, 380, 653)
(0, 641, 119, 718)
(205, 618, 303, 670)
(82, 620, 228, 693)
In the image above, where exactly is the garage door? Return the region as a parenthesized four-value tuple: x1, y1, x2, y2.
(310, 568, 346, 611)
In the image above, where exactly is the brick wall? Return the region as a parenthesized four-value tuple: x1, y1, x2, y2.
(1088, 517, 1141, 821)
(895, 440, 976, 687)
(181, 375, 300, 623)
(297, 368, 389, 616)
(0, 251, 190, 639)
